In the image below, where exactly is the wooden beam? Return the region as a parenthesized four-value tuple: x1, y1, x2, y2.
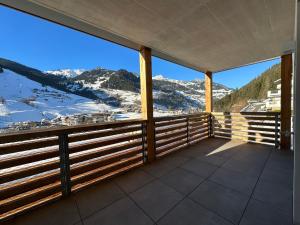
(205, 71, 213, 112)
(280, 54, 292, 150)
(139, 47, 155, 161)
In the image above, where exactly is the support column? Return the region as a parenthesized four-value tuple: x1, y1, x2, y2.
(280, 54, 292, 150)
(139, 47, 155, 162)
(294, 2, 300, 224)
(205, 71, 213, 112)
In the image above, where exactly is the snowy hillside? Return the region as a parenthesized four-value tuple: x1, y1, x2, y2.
(0, 69, 114, 129)
(0, 57, 233, 132)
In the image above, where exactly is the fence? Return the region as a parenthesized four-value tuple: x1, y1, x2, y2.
(212, 112, 280, 147)
(0, 112, 280, 221)
(154, 113, 210, 157)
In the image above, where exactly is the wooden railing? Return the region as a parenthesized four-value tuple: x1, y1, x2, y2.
(0, 112, 280, 221)
(0, 119, 146, 221)
(154, 113, 211, 157)
(212, 112, 280, 147)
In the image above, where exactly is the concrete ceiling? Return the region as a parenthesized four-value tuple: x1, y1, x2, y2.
(0, 0, 296, 72)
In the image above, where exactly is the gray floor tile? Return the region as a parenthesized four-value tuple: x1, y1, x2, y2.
(221, 158, 263, 177)
(189, 181, 249, 224)
(209, 168, 257, 195)
(114, 169, 155, 193)
(83, 197, 153, 225)
(130, 180, 184, 221)
(74, 181, 125, 218)
(158, 198, 233, 225)
(180, 159, 218, 178)
(197, 153, 229, 166)
(240, 199, 293, 225)
(5, 197, 81, 225)
(260, 167, 293, 189)
(253, 179, 293, 213)
(264, 158, 294, 173)
(160, 168, 205, 195)
(142, 155, 189, 178)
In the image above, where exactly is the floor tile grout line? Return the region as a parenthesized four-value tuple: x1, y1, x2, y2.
(74, 188, 126, 222)
(237, 148, 273, 225)
(155, 146, 236, 224)
(73, 197, 85, 225)
(114, 181, 157, 224)
(186, 197, 235, 225)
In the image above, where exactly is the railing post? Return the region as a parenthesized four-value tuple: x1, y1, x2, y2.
(209, 113, 214, 137)
(186, 116, 189, 145)
(139, 46, 155, 162)
(141, 122, 147, 163)
(275, 113, 280, 149)
(280, 54, 292, 150)
(59, 133, 71, 197)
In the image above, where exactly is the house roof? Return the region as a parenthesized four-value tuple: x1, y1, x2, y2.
(1, 0, 296, 72)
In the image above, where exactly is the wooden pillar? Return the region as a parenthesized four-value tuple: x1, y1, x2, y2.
(280, 54, 292, 150)
(139, 46, 155, 162)
(205, 71, 213, 112)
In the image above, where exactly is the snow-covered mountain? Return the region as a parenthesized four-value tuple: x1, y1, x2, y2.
(45, 69, 85, 78)
(0, 69, 114, 129)
(0, 57, 232, 131)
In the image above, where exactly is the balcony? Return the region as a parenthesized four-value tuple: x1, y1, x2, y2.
(0, 112, 293, 225)
(2, 138, 293, 225)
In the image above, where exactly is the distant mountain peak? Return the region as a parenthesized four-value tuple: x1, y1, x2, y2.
(45, 69, 86, 78)
(153, 75, 165, 80)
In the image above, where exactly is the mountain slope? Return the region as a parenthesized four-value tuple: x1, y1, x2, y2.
(0, 57, 232, 113)
(0, 69, 113, 128)
(214, 63, 281, 112)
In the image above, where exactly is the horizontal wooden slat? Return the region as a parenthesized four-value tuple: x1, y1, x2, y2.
(214, 120, 276, 127)
(189, 133, 209, 144)
(213, 116, 277, 121)
(69, 126, 141, 143)
(0, 182, 61, 215)
(214, 135, 275, 146)
(212, 112, 280, 116)
(0, 171, 60, 201)
(189, 120, 209, 126)
(154, 113, 208, 122)
(155, 118, 186, 127)
(156, 130, 187, 142)
(0, 137, 58, 155)
(71, 154, 142, 187)
(0, 160, 60, 185)
(214, 131, 276, 143)
(0, 148, 59, 170)
(156, 133, 187, 148)
(72, 160, 143, 193)
(213, 123, 279, 132)
(69, 141, 142, 165)
(156, 143, 187, 158)
(0, 193, 61, 221)
(69, 133, 142, 154)
(70, 148, 142, 177)
(213, 127, 278, 138)
(0, 119, 145, 144)
(189, 129, 209, 137)
(155, 124, 187, 134)
(189, 124, 209, 133)
(156, 140, 187, 155)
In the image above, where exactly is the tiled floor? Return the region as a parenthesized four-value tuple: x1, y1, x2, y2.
(5, 138, 294, 225)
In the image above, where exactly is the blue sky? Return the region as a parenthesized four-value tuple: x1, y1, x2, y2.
(0, 5, 280, 89)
